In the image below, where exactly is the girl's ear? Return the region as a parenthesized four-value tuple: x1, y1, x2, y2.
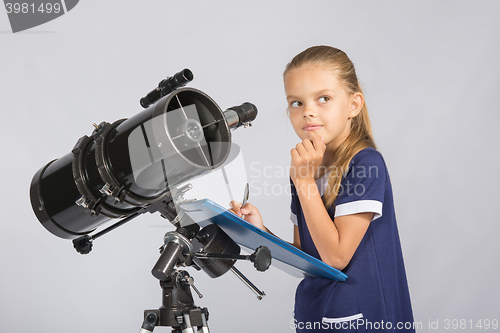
(348, 92, 364, 119)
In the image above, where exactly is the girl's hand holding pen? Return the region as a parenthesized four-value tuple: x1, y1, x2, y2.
(290, 131, 326, 185)
(229, 200, 264, 230)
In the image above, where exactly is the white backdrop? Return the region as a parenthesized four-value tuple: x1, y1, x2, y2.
(1, 1, 499, 332)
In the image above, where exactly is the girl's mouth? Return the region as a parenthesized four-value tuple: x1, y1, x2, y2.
(303, 124, 323, 131)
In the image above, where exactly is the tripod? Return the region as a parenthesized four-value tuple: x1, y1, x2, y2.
(138, 223, 271, 333)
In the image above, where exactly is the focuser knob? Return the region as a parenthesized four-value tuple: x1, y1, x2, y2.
(250, 246, 272, 272)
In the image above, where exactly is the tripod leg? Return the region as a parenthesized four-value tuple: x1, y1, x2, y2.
(197, 308, 210, 333)
(139, 312, 158, 333)
(179, 311, 195, 333)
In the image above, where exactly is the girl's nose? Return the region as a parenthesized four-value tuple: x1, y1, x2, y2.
(303, 106, 317, 118)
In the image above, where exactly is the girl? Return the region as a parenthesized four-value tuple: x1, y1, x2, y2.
(231, 46, 414, 332)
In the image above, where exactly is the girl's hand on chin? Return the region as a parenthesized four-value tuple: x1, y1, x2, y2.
(290, 131, 326, 185)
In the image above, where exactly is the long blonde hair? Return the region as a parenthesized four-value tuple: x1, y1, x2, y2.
(283, 46, 377, 209)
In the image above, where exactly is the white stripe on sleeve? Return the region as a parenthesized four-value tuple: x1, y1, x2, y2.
(334, 200, 383, 221)
(290, 212, 298, 226)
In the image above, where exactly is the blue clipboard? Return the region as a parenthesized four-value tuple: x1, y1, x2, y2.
(180, 199, 347, 281)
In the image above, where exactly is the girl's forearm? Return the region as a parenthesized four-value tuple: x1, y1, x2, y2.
(294, 178, 344, 268)
(261, 225, 301, 249)
(295, 178, 372, 270)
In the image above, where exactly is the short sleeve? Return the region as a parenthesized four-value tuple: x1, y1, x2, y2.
(334, 149, 386, 221)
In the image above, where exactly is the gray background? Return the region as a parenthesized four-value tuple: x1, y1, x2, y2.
(1, 1, 499, 332)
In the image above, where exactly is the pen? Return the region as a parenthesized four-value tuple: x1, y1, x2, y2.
(241, 183, 249, 219)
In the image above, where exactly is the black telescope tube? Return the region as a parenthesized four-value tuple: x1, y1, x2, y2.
(30, 87, 234, 240)
(140, 69, 194, 108)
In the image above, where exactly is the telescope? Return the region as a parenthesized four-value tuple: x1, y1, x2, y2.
(29, 69, 271, 332)
(30, 68, 257, 241)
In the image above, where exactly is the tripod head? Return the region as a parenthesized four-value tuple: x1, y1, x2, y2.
(152, 222, 271, 282)
(141, 215, 271, 332)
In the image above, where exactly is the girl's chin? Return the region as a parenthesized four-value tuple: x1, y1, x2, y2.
(303, 129, 323, 138)
(295, 129, 325, 141)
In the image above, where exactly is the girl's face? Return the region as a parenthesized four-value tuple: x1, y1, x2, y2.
(285, 64, 361, 152)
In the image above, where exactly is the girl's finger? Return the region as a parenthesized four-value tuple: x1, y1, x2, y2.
(306, 131, 325, 151)
(241, 202, 254, 215)
(296, 142, 308, 156)
(302, 138, 315, 151)
(230, 201, 243, 215)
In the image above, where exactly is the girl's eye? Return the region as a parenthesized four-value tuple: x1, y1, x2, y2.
(290, 101, 302, 108)
(319, 96, 330, 103)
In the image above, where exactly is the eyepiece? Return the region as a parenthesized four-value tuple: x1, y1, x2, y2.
(140, 69, 194, 108)
(223, 102, 258, 129)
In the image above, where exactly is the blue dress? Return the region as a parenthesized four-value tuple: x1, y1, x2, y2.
(290, 148, 415, 332)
